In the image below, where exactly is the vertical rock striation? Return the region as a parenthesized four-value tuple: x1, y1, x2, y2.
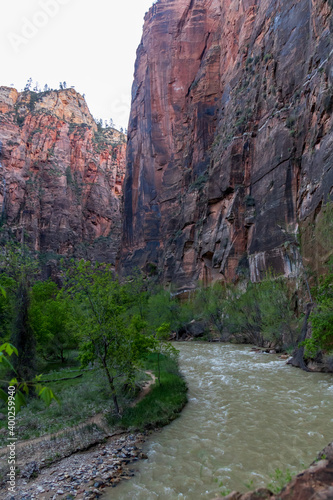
(0, 87, 126, 267)
(120, 0, 333, 289)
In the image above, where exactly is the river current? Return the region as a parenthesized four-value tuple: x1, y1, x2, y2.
(105, 343, 333, 499)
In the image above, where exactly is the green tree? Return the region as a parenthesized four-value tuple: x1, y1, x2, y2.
(24, 77, 32, 91)
(123, 269, 151, 321)
(0, 342, 58, 411)
(29, 280, 75, 363)
(0, 242, 39, 380)
(154, 322, 178, 385)
(0, 277, 14, 340)
(315, 201, 333, 266)
(300, 201, 333, 359)
(147, 288, 192, 334)
(258, 277, 298, 348)
(225, 282, 264, 345)
(64, 261, 154, 415)
(189, 282, 228, 337)
(304, 273, 333, 356)
(225, 276, 297, 349)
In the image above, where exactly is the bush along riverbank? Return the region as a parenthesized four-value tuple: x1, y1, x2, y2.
(0, 353, 187, 500)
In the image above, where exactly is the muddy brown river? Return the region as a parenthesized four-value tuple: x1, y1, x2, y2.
(105, 343, 333, 499)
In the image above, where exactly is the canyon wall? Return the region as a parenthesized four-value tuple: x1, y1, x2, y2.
(120, 0, 333, 289)
(0, 87, 126, 268)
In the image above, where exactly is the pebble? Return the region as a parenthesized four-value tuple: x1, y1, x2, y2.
(1, 433, 147, 500)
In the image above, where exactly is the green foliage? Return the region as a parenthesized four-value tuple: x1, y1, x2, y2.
(223, 276, 298, 348)
(304, 273, 333, 356)
(0, 241, 40, 380)
(189, 173, 208, 192)
(0, 342, 17, 371)
(0, 343, 57, 413)
(188, 282, 228, 337)
(28, 91, 39, 111)
(63, 260, 156, 414)
(0, 279, 14, 340)
(154, 322, 178, 385)
(286, 115, 296, 129)
(0, 342, 18, 357)
(110, 353, 187, 430)
(147, 288, 185, 332)
(245, 195, 256, 207)
(235, 115, 247, 128)
(15, 114, 25, 127)
(213, 478, 231, 497)
(267, 468, 293, 494)
(29, 280, 75, 362)
(315, 201, 333, 258)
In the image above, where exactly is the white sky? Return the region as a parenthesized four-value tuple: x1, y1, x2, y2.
(1, 0, 155, 130)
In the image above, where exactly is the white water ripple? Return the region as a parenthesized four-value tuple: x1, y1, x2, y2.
(104, 343, 333, 500)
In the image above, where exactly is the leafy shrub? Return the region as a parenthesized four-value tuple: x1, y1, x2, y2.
(304, 273, 333, 357)
(225, 277, 298, 348)
(286, 116, 296, 129)
(245, 195, 255, 207)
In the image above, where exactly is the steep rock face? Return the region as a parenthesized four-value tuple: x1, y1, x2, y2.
(120, 0, 333, 289)
(0, 87, 126, 266)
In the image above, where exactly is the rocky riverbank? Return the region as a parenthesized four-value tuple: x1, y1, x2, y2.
(1, 431, 149, 500)
(0, 372, 160, 500)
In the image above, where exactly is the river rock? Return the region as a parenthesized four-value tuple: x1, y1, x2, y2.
(187, 320, 207, 338)
(178, 320, 207, 339)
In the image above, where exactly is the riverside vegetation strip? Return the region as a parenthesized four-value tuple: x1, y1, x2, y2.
(0, 353, 187, 499)
(0, 240, 332, 498)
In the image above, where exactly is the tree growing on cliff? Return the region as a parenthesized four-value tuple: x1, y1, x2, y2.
(24, 77, 32, 91)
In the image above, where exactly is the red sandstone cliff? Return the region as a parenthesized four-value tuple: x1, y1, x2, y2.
(120, 0, 333, 289)
(0, 87, 126, 267)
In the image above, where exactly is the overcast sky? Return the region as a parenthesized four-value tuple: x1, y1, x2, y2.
(1, 0, 155, 130)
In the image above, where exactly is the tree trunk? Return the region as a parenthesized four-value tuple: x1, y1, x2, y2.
(11, 282, 36, 381)
(102, 360, 120, 415)
(157, 351, 161, 386)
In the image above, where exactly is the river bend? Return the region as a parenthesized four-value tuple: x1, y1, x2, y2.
(106, 343, 333, 499)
